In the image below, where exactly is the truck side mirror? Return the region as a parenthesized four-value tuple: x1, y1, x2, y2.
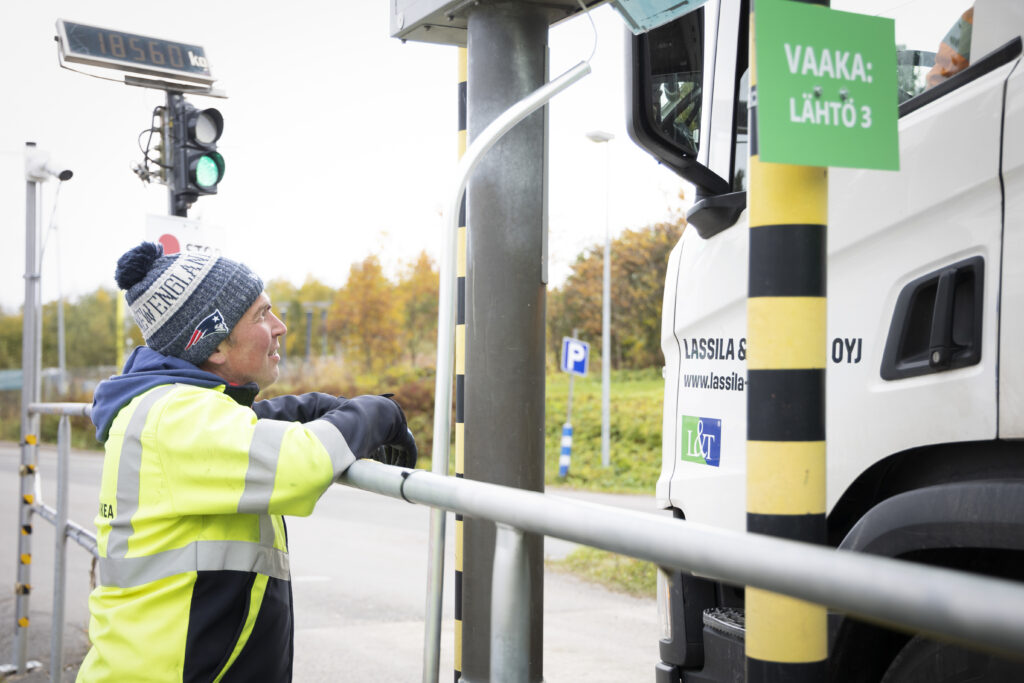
(626, 8, 731, 198)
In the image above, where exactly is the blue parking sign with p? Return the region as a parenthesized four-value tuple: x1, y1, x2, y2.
(561, 337, 589, 376)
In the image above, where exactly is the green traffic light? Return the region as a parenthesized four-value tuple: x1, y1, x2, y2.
(194, 153, 224, 189)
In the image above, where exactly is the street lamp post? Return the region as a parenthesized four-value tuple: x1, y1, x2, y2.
(586, 130, 613, 469)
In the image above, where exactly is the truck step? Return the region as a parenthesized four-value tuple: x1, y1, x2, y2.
(682, 608, 746, 682)
(704, 607, 745, 639)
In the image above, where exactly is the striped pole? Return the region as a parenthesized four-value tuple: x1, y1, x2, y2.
(558, 423, 573, 477)
(454, 45, 467, 683)
(745, 1, 828, 682)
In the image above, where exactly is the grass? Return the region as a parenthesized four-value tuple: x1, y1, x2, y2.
(544, 367, 663, 493)
(547, 546, 658, 598)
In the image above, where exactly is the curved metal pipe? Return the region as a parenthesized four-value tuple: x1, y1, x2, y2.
(423, 60, 591, 683)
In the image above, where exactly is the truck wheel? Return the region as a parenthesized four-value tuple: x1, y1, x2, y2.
(880, 636, 1024, 682)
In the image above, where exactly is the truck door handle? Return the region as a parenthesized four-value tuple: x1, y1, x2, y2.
(881, 256, 984, 380)
(928, 268, 958, 368)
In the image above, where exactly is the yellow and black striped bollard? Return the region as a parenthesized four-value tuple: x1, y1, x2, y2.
(746, 1, 828, 681)
(454, 45, 467, 683)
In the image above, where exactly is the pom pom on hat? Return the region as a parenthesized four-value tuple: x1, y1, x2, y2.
(115, 242, 164, 291)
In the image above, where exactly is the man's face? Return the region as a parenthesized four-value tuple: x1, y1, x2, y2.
(203, 293, 287, 389)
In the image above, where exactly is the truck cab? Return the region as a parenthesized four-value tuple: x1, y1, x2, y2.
(626, 1, 1024, 680)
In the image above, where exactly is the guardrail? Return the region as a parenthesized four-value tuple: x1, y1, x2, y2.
(339, 462, 1024, 676)
(4, 403, 97, 681)
(8, 402, 1024, 682)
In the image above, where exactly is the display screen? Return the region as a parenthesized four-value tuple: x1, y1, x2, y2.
(57, 20, 213, 85)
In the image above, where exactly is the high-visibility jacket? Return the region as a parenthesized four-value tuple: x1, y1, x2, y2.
(80, 348, 406, 682)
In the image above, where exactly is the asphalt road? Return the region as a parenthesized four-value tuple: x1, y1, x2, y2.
(0, 442, 662, 681)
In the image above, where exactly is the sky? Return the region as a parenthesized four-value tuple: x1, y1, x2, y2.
(0, 1, 690, 313)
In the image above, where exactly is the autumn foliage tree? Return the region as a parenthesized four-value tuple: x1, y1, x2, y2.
(329, 255, 403, 372)
(0, 287, 145, 370)
(549, 216, 685, 370)
(395, 252, 439, 367)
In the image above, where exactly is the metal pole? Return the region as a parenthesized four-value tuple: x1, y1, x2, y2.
(320, 308, 328, 358)
(50, 416, 71, 683)
(167, 92, 187, 218)
(464, 5, 549, 679)
(559, 329, 577, 478)
(490, 525, 530, 683)
(451, 46, 468, 683)
(56, 239, 67, 396)
(600, 143, 611, 469)
(559, 376, 575, 478)
(304, 309, 312, 363)
(422, 56, 590, 683)
(566, 373, 575, 423)
(10, 146, 43, 674)
(585, 132, 613, 469)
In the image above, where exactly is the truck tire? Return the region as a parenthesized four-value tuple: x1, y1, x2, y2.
(880, 636, 1024, 682)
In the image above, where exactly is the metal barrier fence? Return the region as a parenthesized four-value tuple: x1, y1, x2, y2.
(340, 462, 1024, 678)
(8, 402, 1024, 682)
(5, 403, 97, 681)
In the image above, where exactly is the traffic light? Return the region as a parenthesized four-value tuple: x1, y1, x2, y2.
(169, 93, 224, 216)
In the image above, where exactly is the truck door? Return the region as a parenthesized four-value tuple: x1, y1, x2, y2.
(635, 0, 1023, 525)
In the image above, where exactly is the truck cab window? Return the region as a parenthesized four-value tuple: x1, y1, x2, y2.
(647, 16, 704, 157)
(832, 0, 974, 104)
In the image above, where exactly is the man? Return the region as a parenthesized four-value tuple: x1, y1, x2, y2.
(79, 242, 416, 682)
(926, 7, 974, 88)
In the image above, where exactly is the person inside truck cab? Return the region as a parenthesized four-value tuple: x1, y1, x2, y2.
(926, 7, 974, 87)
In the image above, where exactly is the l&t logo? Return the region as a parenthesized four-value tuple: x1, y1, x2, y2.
(681, 415, 722, 467)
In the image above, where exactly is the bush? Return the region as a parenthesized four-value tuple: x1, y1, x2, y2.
(265, 358, 438, 467)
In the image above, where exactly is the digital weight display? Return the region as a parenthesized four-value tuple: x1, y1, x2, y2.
(56, 20, 214, 85)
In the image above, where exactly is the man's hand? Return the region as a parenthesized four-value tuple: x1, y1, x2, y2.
(370, 428, 418, 467)
(367, 395, 418, 467)
(318, 393, 419, 467)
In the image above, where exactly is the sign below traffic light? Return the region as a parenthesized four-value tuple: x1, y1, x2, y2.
(169, 93, 225, 216)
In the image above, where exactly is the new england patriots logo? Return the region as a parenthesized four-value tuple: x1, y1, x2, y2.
(184, 309, 229, 351)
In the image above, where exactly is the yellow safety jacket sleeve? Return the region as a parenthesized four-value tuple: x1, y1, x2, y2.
(150, 384, 350, 518)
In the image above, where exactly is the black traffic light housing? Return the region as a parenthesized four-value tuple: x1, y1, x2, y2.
(169, 92, 225, 216)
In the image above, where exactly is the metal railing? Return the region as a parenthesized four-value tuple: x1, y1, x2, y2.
(8, 401, 1024, 682)
(340, 462, 1024, 680)
(5, 402, 98, 681)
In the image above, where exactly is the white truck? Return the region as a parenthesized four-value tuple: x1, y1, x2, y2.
(625, 0, 1024, 680)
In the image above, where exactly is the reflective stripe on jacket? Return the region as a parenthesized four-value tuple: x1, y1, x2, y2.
(77, 382, 353, 683)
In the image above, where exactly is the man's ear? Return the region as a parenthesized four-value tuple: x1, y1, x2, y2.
(201, 341, 229, 371)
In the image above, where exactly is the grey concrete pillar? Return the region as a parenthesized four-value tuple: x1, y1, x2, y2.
(462, 3, 549, 681)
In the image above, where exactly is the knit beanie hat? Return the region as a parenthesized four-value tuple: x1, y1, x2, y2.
(115, 242, 264, 365)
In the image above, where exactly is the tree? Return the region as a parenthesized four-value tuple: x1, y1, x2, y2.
(329, 255, 401, 372)
(0, 312, 22, 369)
(611, 221, 683, 368)
(395, 251, 439, 367)
(549, 215, 685, 370)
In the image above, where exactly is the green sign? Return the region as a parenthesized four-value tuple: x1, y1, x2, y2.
(755, 1, 899, 170)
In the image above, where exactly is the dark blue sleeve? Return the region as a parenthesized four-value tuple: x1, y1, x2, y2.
(252, 392, 344, 422)
(317, 395, 414, 460)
